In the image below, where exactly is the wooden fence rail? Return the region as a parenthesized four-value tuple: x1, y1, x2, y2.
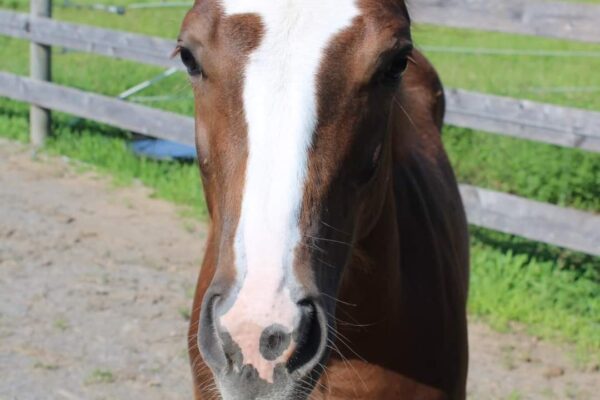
(1, 70, 599, 257)
(460, 185, 600, 257)
(445, 90, 600, 152)
(410, 0, 600, 44)
(1, 3, 599, 257)
(0, 9, 181, 70)
(2, 9, 599, 153)
(0, 71, 195, 147)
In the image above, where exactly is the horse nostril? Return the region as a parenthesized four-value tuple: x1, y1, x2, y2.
(259, 324, 291, 361)
(286, 300, 325, 374)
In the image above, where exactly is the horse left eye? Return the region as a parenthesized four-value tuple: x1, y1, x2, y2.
(179, 47, 203, 77)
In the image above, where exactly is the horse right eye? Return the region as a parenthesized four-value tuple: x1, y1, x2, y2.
(383, 54, 408, 83)
(180, 47, 203, 77)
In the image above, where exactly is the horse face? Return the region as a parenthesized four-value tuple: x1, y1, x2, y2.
(178, 0, 411, 398)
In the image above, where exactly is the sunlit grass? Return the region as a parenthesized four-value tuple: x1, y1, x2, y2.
(470, 229, 599, 360)
(0, 105, 206, 219)
(413, 25, 600, 111)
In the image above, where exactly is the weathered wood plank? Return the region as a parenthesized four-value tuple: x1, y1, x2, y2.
(1, 71, 598, 256)
(460, 185, 600, 256)
(29, 0, 52, 147)
(3, 10, 600, 152)
(0, 71, 195, 147)
(410, 0, 600, 43)
(445, 89, 600, 152)
(0, 9, 182, 69)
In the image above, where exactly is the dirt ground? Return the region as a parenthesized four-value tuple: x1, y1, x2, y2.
(0, 138, 598, 400)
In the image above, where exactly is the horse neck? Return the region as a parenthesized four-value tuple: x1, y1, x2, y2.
(333, 171, 402, 361)
(329, 146, 470, 396)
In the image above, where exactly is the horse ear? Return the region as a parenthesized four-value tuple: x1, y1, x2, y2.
(193, 0, 212, 8)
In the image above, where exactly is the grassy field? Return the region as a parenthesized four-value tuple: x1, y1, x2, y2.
(0, 1, 598, 359)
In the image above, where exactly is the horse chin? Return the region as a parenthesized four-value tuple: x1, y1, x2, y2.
(216, 375, 317, 400)
(212, 359, 329, 400)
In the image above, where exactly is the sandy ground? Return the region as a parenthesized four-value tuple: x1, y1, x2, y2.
(0, 139, 598, 400)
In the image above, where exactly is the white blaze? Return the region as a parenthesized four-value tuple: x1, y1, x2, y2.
(219, 0, 359, 382)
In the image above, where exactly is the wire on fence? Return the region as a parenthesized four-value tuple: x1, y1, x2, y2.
(419, 45, 600, 58)
(59, 0, 192, 15)
(1, 3, 600, 255)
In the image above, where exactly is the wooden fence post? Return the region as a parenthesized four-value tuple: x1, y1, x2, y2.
(29, 0, 52, 146)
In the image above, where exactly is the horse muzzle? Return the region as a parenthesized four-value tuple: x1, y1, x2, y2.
(198, 289, 329, 399)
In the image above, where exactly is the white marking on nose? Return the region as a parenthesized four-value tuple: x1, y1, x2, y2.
(219, 0, 359, 383)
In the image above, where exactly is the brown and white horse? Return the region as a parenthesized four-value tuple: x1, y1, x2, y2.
(177, 0, 469, 398)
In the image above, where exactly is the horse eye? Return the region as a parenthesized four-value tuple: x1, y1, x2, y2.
(381, 53, 409, 84)
(180, 47, 202, 77)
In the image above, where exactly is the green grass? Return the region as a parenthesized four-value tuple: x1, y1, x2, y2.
(559, 0, 600, 3)
(443, 126, 600, 212)
(0, 37, 193, 115)
(0, 104, 206, 219)
(0, 3, 598, 360)
(413, 25, 600, 111)
(470, 229, 599, 358)
(47, 128, 207, 218)
(85, 368, 115, 385)
(0, 0, 188, 37)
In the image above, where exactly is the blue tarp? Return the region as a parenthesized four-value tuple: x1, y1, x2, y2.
(129, 139, 197, 161)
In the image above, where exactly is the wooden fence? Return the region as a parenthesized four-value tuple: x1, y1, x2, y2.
(0, 0, 599, 256)
(409, 0, 600, 43)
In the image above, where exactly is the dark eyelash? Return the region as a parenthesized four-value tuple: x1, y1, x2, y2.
(174, 45, 203, 77)
(379, 45, 413, 85)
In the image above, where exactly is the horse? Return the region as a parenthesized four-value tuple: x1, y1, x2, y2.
(177, 0, 469, 398)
